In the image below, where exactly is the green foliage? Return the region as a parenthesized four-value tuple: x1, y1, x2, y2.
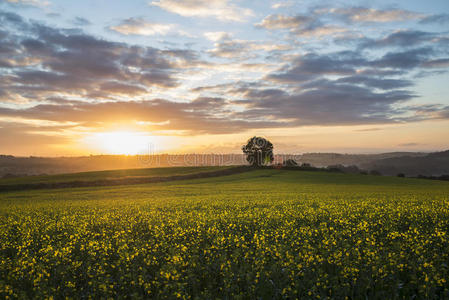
(1, 169, 449, 298)
(242, 136, 274, 167)
(283, 159, 298, 167)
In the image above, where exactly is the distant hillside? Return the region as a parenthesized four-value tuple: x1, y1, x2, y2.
(0, 151, 447, 177)
(297, 152, 427, 168)
(360, 150, 449, 176)
(0, 154, 246, 177)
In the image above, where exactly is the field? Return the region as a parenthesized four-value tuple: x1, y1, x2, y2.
(0, 166, 230, 186)
(1, 168, 449, 299)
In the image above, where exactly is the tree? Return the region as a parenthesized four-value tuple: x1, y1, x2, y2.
(242, 136, 274, 167)
(283, 159, 298, 167)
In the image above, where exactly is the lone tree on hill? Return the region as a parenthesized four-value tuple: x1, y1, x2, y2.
(242, 136, 274, 167)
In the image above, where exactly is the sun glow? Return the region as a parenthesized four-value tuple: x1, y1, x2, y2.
(85, 131, 155, 155)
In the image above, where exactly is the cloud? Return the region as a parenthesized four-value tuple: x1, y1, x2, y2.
(0, 10, 206, 103)
(0, 99, 284, 134)
(266, 45, 445, 85)
(110, 17, 175, 36)
(228, 42, 449, 127)
(335, 76, 413, 90)
(321, 7, 423, 23)
(355, 128, 384, 132)
(419, 14, 449, 25)
(72, 17, 91, 26)
(421, 58, 449, 68)
(96, 81, 148, 96)
(272, 1, 294, 9)
(359, 30, 447, 49)
(267, 51, 367, 83)
(297, 26, 347, 38)
(204, 31, 230, 42)
(46, 12, 60, 18)
(256, 13, 347, 38)
(208, 38, 250, 59)
(150, 0, 254, 22)
(257, 7, 426, 39)
(205, 32, 290, 59)
(0, 85, 436, 138)
(227, 80, 420, 127)
(1, 4, 449, 142)
(1, 0, 49, 7)
(373, 47, 434, 69)
(192, 76, 447, 129)
(398, 142, 422, 147)
(408, 104, 449, 120)
(257, 14, 312, 30)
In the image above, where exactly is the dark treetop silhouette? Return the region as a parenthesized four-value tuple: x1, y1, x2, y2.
(242, 136, 274, 167)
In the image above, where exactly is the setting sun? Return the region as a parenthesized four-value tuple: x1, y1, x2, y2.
(85, 131, 152, 155)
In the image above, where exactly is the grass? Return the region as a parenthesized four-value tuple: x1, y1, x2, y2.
(1, 169, 449, 298)
(0, 166, 230, 186)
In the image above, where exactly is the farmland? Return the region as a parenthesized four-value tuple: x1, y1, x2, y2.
(0, 166, 231, 186)
(1, 168, 449, 299)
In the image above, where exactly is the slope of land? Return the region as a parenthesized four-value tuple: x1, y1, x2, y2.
(361, 150, 449, 176)
(0, 166, 240, 191)
(298, 151, 427, 167)
(3, 150, 446, 177)
(0, 154, 247, 177)
(1, 169, 448, 298)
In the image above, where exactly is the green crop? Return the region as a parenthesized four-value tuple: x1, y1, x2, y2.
(1, 169, 449, 299)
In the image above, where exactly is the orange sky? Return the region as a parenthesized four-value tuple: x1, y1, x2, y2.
(3, 120, 448, 156)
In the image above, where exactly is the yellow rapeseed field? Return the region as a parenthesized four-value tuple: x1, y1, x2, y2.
(1, 169, 449, 299)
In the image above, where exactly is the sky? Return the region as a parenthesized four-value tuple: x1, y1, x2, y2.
(0, 0, 448, 156)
